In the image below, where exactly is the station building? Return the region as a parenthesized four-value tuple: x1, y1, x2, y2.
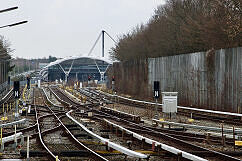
(39, 56, 112, 82)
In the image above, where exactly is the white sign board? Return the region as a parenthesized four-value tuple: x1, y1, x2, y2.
(38, 80, 41, 88)
(74, 84, 77, 89)
(162, 92, 178, 113)
(154, 91, 159, 98)
(28, 105, 31, 113)
(15, 113, 19, 118)
(88, 112, 93, 117)
(14, 91, 19, 98)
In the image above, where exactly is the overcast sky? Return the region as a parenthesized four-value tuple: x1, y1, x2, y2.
(0, 0, 165, 59)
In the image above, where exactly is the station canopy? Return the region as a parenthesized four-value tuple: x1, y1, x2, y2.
(39, 55, 113, 82)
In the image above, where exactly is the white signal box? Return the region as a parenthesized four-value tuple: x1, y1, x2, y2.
(38, 80, 41, 88)
(162, 92, 178, 113)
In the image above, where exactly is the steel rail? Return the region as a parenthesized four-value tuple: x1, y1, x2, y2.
(48, 87, 71, 107)
(153, 119, 242, 135)
(103, 118, 207, 161)
(80, 88, 241, 161)
(95, 109, 241, 161)
(0, 88, 13, 103)
(96, 107, 236, 145)
(55, 86, 224, 160)
(42, 87, 109, 161)
(33, 89, 60, 161)
(66, 110, 148, 159)
(96, 89, 242, 118)
(0, 118, 27, 128)
(86, 88, 242, 125)
(58, 88, 212, 160)
(4, 124, 37, 137)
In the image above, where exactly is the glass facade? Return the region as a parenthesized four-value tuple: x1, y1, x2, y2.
(48, 58, 109, 82)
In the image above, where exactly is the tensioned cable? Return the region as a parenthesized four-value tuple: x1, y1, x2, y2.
(88, 31, 116, 56)
(85, 30, 117, 78)
(87, 32, 102, 56)
(104, 31, 117, 44)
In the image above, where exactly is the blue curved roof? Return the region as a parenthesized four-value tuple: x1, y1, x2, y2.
(39, 55, 113, 78)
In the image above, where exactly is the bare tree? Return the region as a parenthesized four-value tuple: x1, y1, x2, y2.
(110, 0, 242, 61)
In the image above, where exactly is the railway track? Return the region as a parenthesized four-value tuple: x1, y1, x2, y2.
(100, 106, 236, 146)
(79, 87, 241, 161)
(50, 86, 188, 160)
(0, 89, 15, 112)
(80, 88, 238, 145)
(49, 86, 242, 161)
(89, 88, 242, 126)
(0, 89, 13, 105)
(33, 87, 108, 161)
(49, 86, 153, 160)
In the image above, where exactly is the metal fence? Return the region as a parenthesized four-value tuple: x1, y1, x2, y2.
(0, 58, 10, 85)
(111, 59, 149, 99)
(0, 81, 8, 98)
(148, 47, 241, 113)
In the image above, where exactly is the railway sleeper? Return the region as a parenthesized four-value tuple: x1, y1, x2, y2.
(100, 129, 111, 133)
(20, 150, 91, 157)
(73, 133, 93, 139)
(100, 134, 109, 139)
(68, 127, 81, 131)
(107, 126, 160, 152)
(64, 124, 79, 128)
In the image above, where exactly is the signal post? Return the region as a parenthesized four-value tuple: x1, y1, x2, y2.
(13, 81, 20, 120)
(154, 81, 160, 119)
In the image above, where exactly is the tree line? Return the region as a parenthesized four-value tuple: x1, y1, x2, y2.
(110, 0, 241, 61)
(0, 36, 12, 58)
(0, 36, 14, 75)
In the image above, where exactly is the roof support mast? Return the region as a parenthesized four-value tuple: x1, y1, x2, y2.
(40, 30, 116, 81)
(102, 30, 105, 58)
(101, 30, 105, 82)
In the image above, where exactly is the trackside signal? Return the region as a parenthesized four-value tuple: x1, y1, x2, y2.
(154, 81, 160, 98)
(14, 81, 20, 99)
(27, 76, 30, 89)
